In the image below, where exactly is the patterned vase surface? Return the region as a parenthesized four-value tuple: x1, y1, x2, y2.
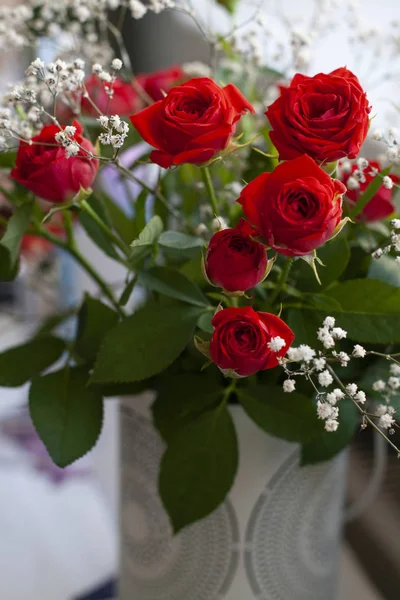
(120, 393, 347, 600)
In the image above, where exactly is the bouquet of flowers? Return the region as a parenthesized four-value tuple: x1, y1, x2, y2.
(0, 0, 400, 533)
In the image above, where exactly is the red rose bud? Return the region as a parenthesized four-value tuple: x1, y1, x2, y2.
(210, 306, 295, 377)
(238, 155, 346, 257)
(339, 160, 399, 222)
(10, 121, 99, 204)
(130, 77, 255, 168)
(136, 65, 186, 102)
(205, 219, 268, 293)
(266, 67, 371, 163)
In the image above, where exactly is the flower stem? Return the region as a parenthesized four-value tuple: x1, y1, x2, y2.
(201, 167, 219, 216)
(80, 199, 131, 257)
(269, 257, 294, 308)
(33, 225, 125, 318)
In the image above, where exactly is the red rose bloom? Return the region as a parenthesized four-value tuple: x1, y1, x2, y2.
(238, 155, 345, 256)
(130, 77, 254, 168)
(210, 306, 294, 377)
(205, 219, 268, 292)
(340, 160, 399, 221)
(136, 65, 186, 102)
(82, 75, 139, 116)
(10, 121, 99, 204)
(266, 67, 371, 163)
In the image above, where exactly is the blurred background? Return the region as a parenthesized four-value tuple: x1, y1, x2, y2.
(0, 0, 399, 598)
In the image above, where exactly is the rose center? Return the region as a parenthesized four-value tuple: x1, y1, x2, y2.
(233, 324, 258, 351)
(228, 235, 254, 255)
(283, 189, 319, 220)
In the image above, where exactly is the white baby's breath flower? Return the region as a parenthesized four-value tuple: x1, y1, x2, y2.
(379, 413, 396, 429)
(326, 392, 338, 405)
(65, 142, 79, 157)
(383, 175, 394, 190)
(372, 248, 383, 259)
(268, 336, 286, 352)
(352, 345, 366, 358)
(388, 376, 400, 390)
(318, 370, 333, 387)
(313, 357, 326, 371)
(323, 316, 335, 328)
(372, 379, 386, 392)
(130, 0, 147, 18)
(346, 176, 360, 190)
(354, 390, 366, 404)
(346, 383, 358, 396)
(298, 344, 316, 362)
(391, 219, 400, 230)
(283, 379, 296, 393)
(390, 363, 400, 376)
(371, 128, 383, 141)
(325, 419, 339, 432)
(356, 157, 368, 170)
(111, 58, 123, 70)
(317, 400, 333, 419)
(332, 327, 347, 340)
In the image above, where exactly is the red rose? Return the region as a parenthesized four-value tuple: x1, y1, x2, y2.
(266, 67, 371, 163)
(205, 219, 268, 293)
(340, 160, 399, 221)
(238, 155, 346, 256)
(130, 77, 254, 168)
(136, 65, 186, 102)
(210, 306, 294, 377)
(10, 121, 99, 204)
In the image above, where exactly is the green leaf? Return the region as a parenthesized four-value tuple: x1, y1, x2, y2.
(79, 196, 120, 261)
(75, 295, 119, 362)
(0, 335, 65, 387)
(89, 379, 152, 397)
(323, 279, 400, 343)
(101, 193, 136, 245)
(0, 245, 19, 282)
(134, 188, 148, 235)
(35, 309, 78, 336)
(91, 303, 203, 384)
(129, 215, 163, 265)
(0, 201, 33, 266)
(159, 405, 238, 532)
(349, 166, 392, 218)
(119, 276, 137, 307)
(301, 400, 359, 465)
(152, 374, 221, 442)
(29, 366, 103, 467)
(158, 231, 204, 252)
(238, 385, 324, 443)
(138, 267, 209, 307)
(296, 235, 351, 291)
(197, 310, 214, 334)
(215, 0, 238, 13)
(287, 309, 319, 347)
(368, 255, 400, 287)
(0, 151, 16, 169)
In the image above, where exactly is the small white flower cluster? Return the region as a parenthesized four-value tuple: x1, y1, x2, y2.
(372, 218, 400, 261)
(317, 316, 347, 350)
(97, 115, 129, 149)
(371, 127, 400, 165)
(129, 0, 175, 20)
(337, 157, 385, 192)
(54, 125, 82, 158)
(375, 404, 397, 431)
(0, 107, 36, 150)
(182, 62, 211, 79)
(0, 5, 33, 50)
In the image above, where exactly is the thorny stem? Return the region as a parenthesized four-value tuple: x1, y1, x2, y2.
(326, 364, 400, 457)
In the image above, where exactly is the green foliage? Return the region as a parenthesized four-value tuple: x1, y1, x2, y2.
(75, 295, 119, 362)
(158, 231, 204, 260)
(91, 302, 204, 384)
(322, 279, 400, 343)
(79, 195, 120, 260)
(29, 366, 103, 467)
(0, 151, 16, 169)
(301, 400, 359, 465)
(0, 201, 34, 280)
(238, 385, 324, 443)
(129, 215, 163, 265)
(215, 0, 238, 13)
(152, 374, 221, 442)
(368, 255, 400, 288)
(159, 405, 238, 532)
(118, 276, 137, 306)
(0, 335, 65, 387)
(295, 235, 351, 292)
(101, 192, 136, 245)
(138, 267, 209, 307)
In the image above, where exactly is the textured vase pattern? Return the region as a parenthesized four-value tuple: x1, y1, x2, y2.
(120, 394, 347, 600)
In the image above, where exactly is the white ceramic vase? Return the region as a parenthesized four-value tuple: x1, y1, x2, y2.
(119, 393, 347, 600)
